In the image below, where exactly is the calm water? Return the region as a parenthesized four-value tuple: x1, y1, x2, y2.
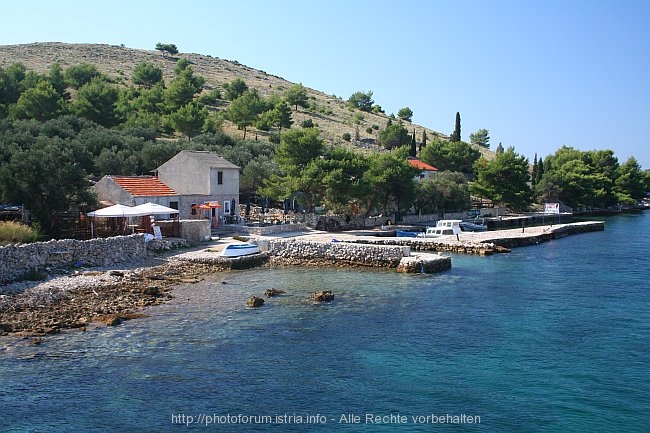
(1, 213, 649, 432)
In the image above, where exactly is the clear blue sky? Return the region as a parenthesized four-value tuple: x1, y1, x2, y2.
(3, 0, 649, 168)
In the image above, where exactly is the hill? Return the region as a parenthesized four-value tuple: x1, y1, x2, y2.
(0, 42, 492, 156)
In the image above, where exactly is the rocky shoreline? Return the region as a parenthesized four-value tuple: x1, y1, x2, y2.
(0, 259, 222, 337)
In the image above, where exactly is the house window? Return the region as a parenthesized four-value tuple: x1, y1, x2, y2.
(191, 203, 197, 215)
(217, 171, 223, 185)
(169, 201, 178, 210)
(224, 200, 231, 215)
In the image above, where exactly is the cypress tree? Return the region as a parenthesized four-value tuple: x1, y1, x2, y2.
(420, 130, 428, 152)
(450, 112, 461, 142)
(410, 130, 417, 157)
(536, 158, 544, 185)
(532, 153, 538, 187)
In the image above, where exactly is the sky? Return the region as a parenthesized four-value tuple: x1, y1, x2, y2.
(2, 0, 649, 168)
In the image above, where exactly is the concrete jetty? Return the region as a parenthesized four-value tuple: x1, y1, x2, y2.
(289, 221, 604, 254)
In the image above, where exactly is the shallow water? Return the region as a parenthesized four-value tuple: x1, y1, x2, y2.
(2, 213, 649, 432)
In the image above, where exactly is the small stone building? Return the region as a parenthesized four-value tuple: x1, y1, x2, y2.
(156, 150, 240, 222)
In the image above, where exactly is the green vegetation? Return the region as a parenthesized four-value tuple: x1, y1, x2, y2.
(284, 83, 308, 111)
(0, 53, 647, 239)
(347, 90, 374, 112)
(471, 147, 532, 211)
(469, 128, 490, 149)
(0, 221, 41, 245)
(397, 107, 413, 122)
(155, 43, 178, 57)
(415, 172, 470, 214)
(450, 112, 461, 142)
(420, 138, 480, 175)
(534, 147, 648, 209)
(132, 62, 163, 88)
(378, 120, 410, 150)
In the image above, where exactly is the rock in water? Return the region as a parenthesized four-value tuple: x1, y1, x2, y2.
(310, 291, 334, 302)
(246, 295, 265, 307)
(264, 288, 286, 297)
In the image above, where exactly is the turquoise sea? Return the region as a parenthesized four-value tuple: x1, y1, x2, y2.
(1, 213, 649, 432)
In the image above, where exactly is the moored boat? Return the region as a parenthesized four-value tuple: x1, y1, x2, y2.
(417, 220, 463, 238)
(220, 242, 260, 257)
(396, 229, 420, 237)
(459, 218, 488, 232)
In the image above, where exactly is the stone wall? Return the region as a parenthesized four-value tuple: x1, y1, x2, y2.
(179, 219, 212, 242)
(0, 235, 147, 284)
(263, 239, 410, 268)
(236, 223, 308, 236)
(396, 254, 452, 273)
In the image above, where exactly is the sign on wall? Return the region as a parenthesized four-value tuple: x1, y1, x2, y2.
(544, 203, 560, 214)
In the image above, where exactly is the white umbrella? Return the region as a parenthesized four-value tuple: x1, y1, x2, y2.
(133, 202, 179, 215)
(87, 204, 149, 217)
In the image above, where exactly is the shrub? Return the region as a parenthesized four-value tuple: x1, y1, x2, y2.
(366, 127, 373, 134)
(301, 119, 314, 128)
(342, 132, 351, 142)
(0, 221, 41, 245)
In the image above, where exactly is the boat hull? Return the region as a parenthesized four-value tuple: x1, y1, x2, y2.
(220, 243, 260, 257)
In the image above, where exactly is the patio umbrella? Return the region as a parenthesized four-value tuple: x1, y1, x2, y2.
(231, 199, 236, 215)
(133, 202, 179, 215)
(87, 204, 148, 217)
(245, 201, 251, 216)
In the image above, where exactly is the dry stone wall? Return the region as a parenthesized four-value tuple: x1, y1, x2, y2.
(0, 235, 147, 284)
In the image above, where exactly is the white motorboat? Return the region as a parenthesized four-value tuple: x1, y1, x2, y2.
(417, 220, 462, 238)
(220, 242, 260, 257)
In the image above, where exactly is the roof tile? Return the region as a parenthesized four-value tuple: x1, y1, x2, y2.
(408, 159, 438, 171)
(111, 176, 177, 197)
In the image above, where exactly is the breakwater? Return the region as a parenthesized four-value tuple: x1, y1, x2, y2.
(262, 239, 410, 268)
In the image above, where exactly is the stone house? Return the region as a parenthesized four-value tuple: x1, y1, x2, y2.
(156, 150, 240, 222)
(94, 150, 240, 225)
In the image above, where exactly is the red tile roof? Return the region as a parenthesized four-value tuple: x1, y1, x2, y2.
(110, 176, 177, 197)
(408, 158, 438, 171)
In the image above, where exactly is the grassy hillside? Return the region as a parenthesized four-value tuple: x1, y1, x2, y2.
(0, 42, 492, 159)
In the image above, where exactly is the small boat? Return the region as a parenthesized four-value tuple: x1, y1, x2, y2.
(417, 220, 462, 238)
(459, 218, 488, 232)
(220, 242, 260, 257)
(396, 229, 419, 238)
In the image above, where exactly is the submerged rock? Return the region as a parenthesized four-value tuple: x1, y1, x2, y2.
(264, 288, 286, 297)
